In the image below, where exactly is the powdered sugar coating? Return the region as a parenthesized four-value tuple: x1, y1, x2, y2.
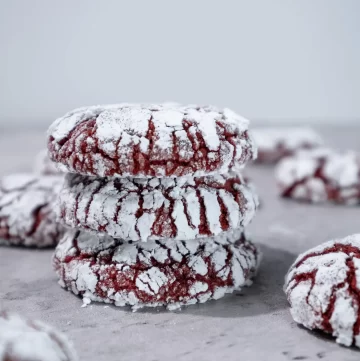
(284, 234, 360, 348)
(58, 172, 258, 241)
(34, 149, 63, 175)
(0, 174, 65, 247)
(0, 311, 78, 361)
(276, 148, 360, 204)
(53, 228, 261, 310)
(253, 127, 323, 163)
(47, 103, 256, 178)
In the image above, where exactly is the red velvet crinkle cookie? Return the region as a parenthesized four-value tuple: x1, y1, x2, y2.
(252, 127, 322, 163)
(47, 103, 256, 178)
(58, 172, 258, 241)
(0, 311, 78, 361)
(284, 234, 360, 348)
(276, 148, 360, 204)
(53, 228, 260, 310)
(0, 174, 65, 247)
(34, 149, 62, 175)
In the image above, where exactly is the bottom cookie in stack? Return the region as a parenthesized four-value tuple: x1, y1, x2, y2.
(53, 228, 261, 311)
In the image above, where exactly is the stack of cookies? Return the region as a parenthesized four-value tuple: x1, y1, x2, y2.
(48, 103, 261, 310)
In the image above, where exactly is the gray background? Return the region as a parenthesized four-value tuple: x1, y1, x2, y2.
(0, 0, 359, 128)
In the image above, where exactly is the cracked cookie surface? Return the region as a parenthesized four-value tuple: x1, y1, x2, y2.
(276, 148, 360, 204)
(58, 172, 258, 241)
(253, 127, 322, 163)
(0, 311, 77, 361)
(47, 103, 256, 178)
(284, 234, 360, 348)
(0, 173, 65, 247)
(53, 228, 260, 310)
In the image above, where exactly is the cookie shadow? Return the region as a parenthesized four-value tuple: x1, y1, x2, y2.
(298, 325, 360, 353)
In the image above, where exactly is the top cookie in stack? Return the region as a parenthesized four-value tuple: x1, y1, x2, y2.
(47, 103, 255, 178)
(48, 103, 260, 310)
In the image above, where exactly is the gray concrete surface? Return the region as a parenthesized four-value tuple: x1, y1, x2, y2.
(0, 127, 359, 361)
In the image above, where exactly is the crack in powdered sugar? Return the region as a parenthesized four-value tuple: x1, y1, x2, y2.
(53, 228, 261, 311)
(276, 148, 360, 204)
(0, 173, 65, 247)
(47, 103, 256, 178)
(284, 234, 360, 348)
(57, 172, 258, 241)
